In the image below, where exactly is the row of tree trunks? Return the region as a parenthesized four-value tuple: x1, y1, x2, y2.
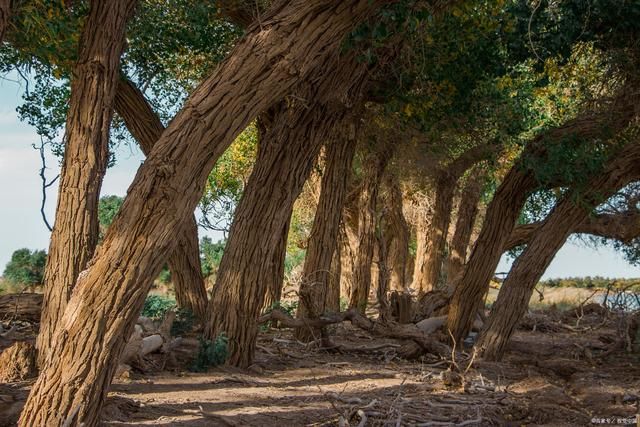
(21, 1, 387, 424)
(0, 0, 9, 43)
(412, 146, 493, 295)
(382, 173, 411, 292)
(36, 0, 138, 368)
(295, 126, 358, 342)
(349, 139, 395, 313)
(479, 139, 640, 360)
(114, 78, 208, 320)
(446, 166, 485, 284)
(446, 95, 639, 343)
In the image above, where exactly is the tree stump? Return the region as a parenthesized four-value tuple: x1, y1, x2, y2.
(0, 341, 37, 382)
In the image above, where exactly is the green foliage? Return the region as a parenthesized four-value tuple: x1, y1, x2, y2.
(2, 248, 47, 287)
(200, 237, 225, 277)
(141, 294, 176, 319)
(539, 276, 640, 291)
(190, 334, 228, 372)
(98, 195, 123, 240)
(284, 248, 305, 275)
(157, 266, 172, 284)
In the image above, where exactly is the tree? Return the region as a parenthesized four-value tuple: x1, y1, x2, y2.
(20, 1, 389, 423)
(3, 249, 47, 288)
(0, 0, 9, 43)
(98, 195, 124, 240)
(36, 0, 138, 367)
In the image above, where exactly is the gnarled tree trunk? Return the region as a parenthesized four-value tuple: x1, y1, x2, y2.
(383, 173, 410, 292)
(114, 78, 208, 320)
(349, 140, 394, 313)
(446, 166, 485, 283)
(36, 0, 137, 367)
(20, 1, 386, 424)
(478, 141, 640, 360)
(295, 126, 357, 341)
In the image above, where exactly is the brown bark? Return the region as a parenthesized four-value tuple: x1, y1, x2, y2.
(262, 218, 291, 311)
(505, 209, 640, 250)
(36, 0, 137, 367)
(446, 94, 639, 343)
(383, 174, 410, 291)
(114, 78, 208, 320)
(324, 244, 342, 313)
(0, 0, 9, 43)
(295, 128, 357, 341)
(349, 140, 395, 313)
(206, 99, 350, 367)
(0, 342, 37, 382)
(20, 1, 386, 424)
(412, 146, 492, 294)
(479, 141, 640, 360)
(447, 167, 485, 283)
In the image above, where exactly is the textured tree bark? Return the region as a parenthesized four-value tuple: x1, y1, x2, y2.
(446, 96, 639, 343)
(447, 167, 485, 283)
(325, 244, 343, 313)
(349, 140, 394, 313)
(412, 174, 456, 294)
(114, 78, 208, 320)
(295, 128, 357, 341)
(383, 174, 410, 292)
(478, 141, 640, 360)
(20, 1, 386, 424)
(262, 218, 291, 311)
(36, 0, 137, 368)
(505, 209, 640, 250)
(0, 0, 9, 43)
(206, 99, 348, 367)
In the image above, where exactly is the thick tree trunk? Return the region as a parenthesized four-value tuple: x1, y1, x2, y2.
(478, 141, 640, 360)
(383, 174, 410, 292)
(325, 244, 342, 313)
(349, 141, 394, 313)
(412, 174, 456, 294)
(446, 96, 638, 343)
(447, 167, 485, 283)
(0, 0, 9, 43)
(295, 129, 357, 341)
(20, 1, 385, 424)
(114, 78, 208, 320)
(206, 99, 349, 367)
(36, 0, 137, 367)
(262, 218, 291, 311)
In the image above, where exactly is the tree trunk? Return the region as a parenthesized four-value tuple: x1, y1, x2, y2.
(36, 0, 137, 367)
(0, 0, 9, 43)
(206, 99, 349, 367)
(412, 174, 456, 294)
(447, 167, 485, 283)
(383, 174, 410, 292)
(478, 141, 640, 360)
(20, 1, 385, 423)
(349, 140, 394, 313)
(295, 128, 357, 341)
(114, 78, 208, 320)
(446, 95, 638, 343)
(325, 244, 342, 313)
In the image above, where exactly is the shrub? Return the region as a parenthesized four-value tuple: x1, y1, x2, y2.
(190, 334, 228, 372)
(3, 248, 47, 287)
(141, 295, 176, 319)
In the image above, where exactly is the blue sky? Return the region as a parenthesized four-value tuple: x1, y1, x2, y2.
(0, 75, 638, 279)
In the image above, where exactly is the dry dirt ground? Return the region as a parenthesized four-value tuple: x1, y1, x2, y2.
(1, 307, 639, 426)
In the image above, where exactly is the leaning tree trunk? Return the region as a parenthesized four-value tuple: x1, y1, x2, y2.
(262, 218, 291, 310)
(478, 140, 640, 360)
(114, 78, 208, 320)
(383, 173, 410, 292)
(20, 1, 386, 424)
(412, 174, 456, 294)
(206, 98, 350, 367)
(446, 166, 485, 284)
(0, 0, 9, 43)
(446, 95, 639, 343)
(295, 125, 357, 341)
(36, 0, 137, 367)
(349, 140, 394, 313)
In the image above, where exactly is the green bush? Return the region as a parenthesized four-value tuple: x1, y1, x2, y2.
(190, 334, 228, 372)
(3, 248, 47, 287)
(200, 237, 225, 277)
(141, 295, 176, 319)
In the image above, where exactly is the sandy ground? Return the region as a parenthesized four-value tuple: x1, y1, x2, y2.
(1, 306, 639, 426)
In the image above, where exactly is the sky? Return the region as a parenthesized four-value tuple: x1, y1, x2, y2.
(0, 76, 639, 280)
